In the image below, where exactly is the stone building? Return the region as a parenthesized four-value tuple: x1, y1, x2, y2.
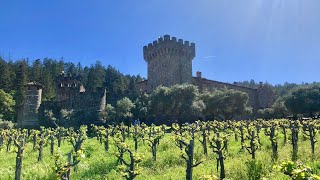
(17, 82, 43, 128)
(137, 35, 275, 111)
(142, 34, 195, 92)
(50, 72, 106, 113)
(55, 72, 85, 102)
(18, 72, 107, 128)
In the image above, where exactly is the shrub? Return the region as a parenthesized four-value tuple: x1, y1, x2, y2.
(275, 161, 320, 179)
(245, 160, 264, 180)
(0, 120, 15, 129)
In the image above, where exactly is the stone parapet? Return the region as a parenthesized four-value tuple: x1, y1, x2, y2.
(143, 35, 195, 63)
(143, 35, 195, 92)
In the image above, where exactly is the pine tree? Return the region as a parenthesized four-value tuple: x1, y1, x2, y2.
(14, 60, 28, 106)
(30, 59, 42, 82)
(0, 58, 13, 91)
(87, 61, 106, 92)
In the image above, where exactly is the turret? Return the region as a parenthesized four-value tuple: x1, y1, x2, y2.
(143, 35, 196, 92)
(17, 82, 43, 128)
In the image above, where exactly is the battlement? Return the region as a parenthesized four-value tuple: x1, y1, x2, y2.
(143, 35, 195, 62)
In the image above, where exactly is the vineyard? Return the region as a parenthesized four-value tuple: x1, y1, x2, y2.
(1, 119, 320, 180)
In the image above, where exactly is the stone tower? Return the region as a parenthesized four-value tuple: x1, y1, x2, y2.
(17, 82, 43, 128)
(143, 35, 195, 92)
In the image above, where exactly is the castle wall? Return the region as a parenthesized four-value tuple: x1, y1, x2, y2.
(192, 77, 259, 110)
(56, 90, 106, 112)
(40, 88, 107, 124)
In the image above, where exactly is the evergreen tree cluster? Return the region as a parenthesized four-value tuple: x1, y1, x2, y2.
(236, 79, 320, 98)
(0, 57, 143, 122)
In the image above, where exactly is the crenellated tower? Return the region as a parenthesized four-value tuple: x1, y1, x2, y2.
(143, 35, 195, 92)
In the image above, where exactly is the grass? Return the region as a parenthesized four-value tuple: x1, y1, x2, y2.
(1, 131, 320, 179)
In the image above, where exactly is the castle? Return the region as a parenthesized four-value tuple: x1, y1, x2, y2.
(17, 72, 106, 128)
(17, 35, 275, 128)
(137, 35, 275, 112)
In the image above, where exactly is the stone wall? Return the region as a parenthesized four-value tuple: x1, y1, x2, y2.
(40, 87, 107, 127)
(192, 77, 259, 110)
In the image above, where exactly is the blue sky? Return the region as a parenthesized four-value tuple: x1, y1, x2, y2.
(0, 0, 319, 85)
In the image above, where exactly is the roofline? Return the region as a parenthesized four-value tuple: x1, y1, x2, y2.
(192, 77, 258, 90)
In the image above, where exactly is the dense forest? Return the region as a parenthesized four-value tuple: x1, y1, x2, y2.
(0, 57, 143, 105)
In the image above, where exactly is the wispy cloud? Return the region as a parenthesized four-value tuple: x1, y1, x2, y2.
(203, 55, 216, 59)
(202, 55, 216, 61)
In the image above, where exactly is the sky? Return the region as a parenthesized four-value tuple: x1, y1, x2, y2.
(0, 0, 319, 85)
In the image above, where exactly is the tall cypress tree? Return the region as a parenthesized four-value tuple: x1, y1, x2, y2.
(0, 58, 12, 92)
(41, 69, 55, 101)
(105, 65, 127, 104)
(31, 59, 42, 82)
(87, 61, 106, 92)
(13, 60, 28, 121)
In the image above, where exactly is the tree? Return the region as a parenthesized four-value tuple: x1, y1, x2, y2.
(149, 84, 205, 124)
(257, 97, 289, 119)
(191, 99, 206, 118)
(64, 62, 77, 75)
(125, 75, 140, 101)
(168, 84, 205, 121)
(199, 91, 215, 120)
(105, 104, 116, 122)
(271, 97, 289, 118)
(257, 108, 274, 120)
(41, 69, 55, 100)
(116, 97, 135, 123)
(149, 86, 171, 118)
(284, 85, 320, 118)
(0, 89, 16, 121)
(0, 58, 13, 91)
(87, 61, 106, 92)
(149, 84, 204, 124)
(30, 59, 42, 82)
(104, 65, 127, 104)
(211, 88, 252, 120)
(132, 93, 149, 121)
(274, 82, 299, 97)
(13, 60, 28, 120)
